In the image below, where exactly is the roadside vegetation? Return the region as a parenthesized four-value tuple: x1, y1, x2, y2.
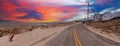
(85, 18, 120, 36)
(0, 21, 77, 38)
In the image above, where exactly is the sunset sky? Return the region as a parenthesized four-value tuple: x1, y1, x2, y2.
(0, 0, 120, 22)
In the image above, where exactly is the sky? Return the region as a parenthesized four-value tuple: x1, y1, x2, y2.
(0, 0, 120, 22)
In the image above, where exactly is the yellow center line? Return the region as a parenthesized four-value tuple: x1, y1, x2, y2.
(74, 28, 82, 46)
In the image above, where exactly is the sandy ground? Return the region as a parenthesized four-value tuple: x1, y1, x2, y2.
(0, 23, 79, 46)
(85, 25, 120, 43)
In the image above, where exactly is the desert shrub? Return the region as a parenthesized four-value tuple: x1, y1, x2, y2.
(86, 19, 120, 35)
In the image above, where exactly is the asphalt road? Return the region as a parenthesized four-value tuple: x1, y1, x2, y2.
(45, 23, 112, 46)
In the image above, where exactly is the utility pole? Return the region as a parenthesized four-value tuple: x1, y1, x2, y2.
(76, 0, 95, 21)
(87, 1, 90, 21)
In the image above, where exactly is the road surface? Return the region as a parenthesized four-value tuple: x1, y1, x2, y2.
(45, 23, 113, 46)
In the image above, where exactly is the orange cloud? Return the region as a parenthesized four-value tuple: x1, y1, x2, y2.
(36, 7, 63, 22)
(8, 12, 27, 18)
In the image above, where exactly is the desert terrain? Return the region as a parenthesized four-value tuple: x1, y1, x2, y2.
(85, 18, 120, 42)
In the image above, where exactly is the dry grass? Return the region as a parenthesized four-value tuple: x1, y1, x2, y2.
(86, 19, 120, 36)
(0, 21, 78, 37)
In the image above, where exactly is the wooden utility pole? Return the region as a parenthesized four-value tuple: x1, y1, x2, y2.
(76, 0, 96, 21)
(87, 1, 90, 21)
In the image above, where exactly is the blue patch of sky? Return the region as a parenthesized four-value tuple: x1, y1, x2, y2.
(19, 10, 42, 20)
(91, 0, 120, 12)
